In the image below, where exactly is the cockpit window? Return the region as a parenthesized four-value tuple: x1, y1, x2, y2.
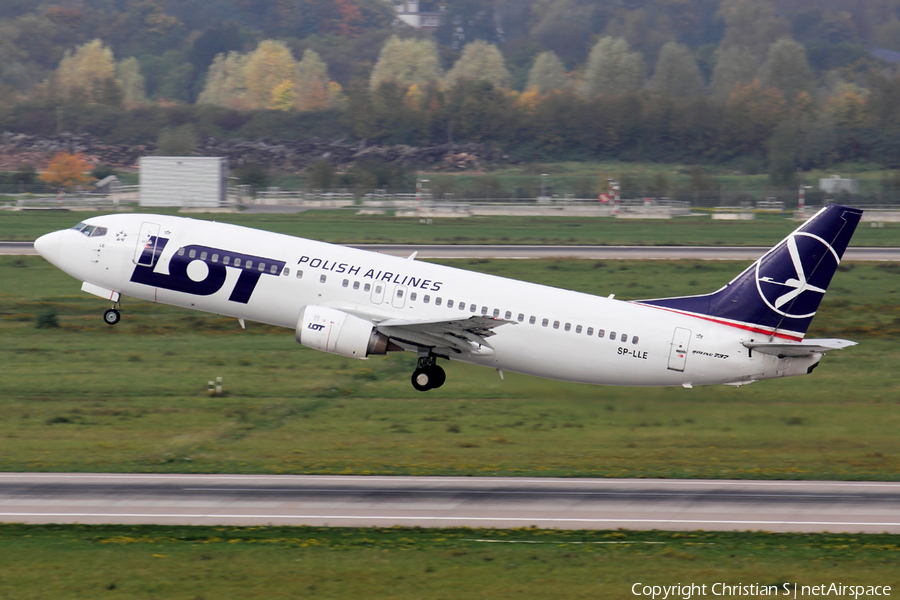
(70, 223, 107, 237)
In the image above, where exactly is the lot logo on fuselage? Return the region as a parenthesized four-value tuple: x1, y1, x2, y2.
(130, 237, 285, 304)
(755, 232, 839, 319)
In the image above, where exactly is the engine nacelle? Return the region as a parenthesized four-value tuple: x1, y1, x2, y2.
(296, 305, 391, 359)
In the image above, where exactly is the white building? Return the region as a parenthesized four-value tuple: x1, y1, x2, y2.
(139, 157, 228, 208)
(393, 0, 442, 30)
(819, 175, 858, 195)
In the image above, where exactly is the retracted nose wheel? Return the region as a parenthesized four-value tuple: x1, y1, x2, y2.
(103, 308, 121, 325)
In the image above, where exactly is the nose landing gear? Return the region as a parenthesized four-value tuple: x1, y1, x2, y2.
(411, 355, 446, 392)
(103, 303, 121, 325)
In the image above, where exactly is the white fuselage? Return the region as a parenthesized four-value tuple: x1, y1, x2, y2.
(38, 214, 818, 387)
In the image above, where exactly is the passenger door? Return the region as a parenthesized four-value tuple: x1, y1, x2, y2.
(667, 327, 692, 372)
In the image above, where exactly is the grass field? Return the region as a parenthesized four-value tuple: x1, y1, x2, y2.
(1, 208, 898, 246)
(0, 524, 897, 599)
(2, 255, 898, 479)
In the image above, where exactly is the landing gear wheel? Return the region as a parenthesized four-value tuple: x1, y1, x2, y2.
(429, 365, 446, 389)
(103, 308, 121, 325)
(411, 369, 433, 392)
(410, 356, 446, 392)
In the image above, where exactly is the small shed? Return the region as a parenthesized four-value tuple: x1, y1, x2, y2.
(94, 175, 120, 196)
(819, 175, 857, 195)
(139, 157, 228, 208)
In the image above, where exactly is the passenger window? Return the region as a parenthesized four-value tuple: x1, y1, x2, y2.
(397, 289, 404, 298)
(632, 336, 639, 344)
(282, 267, 290, 276)
(211, 253, 219, 263)
(460, 302, 466, 311)
(553, 321, 560, 329)
(234, 258, 241, 267)
(493, 309, 500, 318)
(246, 260, 253, 270)
(424, 295, 430, 304)
(481, 306, 488, 315)
(621, 333, 628, 342)
(375, 284, 382, 293)
(342, 279, 349, 287)
(223, 256, 230, 265)
(178, 248, 185, 256)
(542, 318, 549, 327)
(435, 297, 441, 306)
(447, 300, 454, 308)
(200, 251, 207, 261)
(575, 325, 582, 334)
(518, 313, 524, 322)
(270, 265, 278, 274)
(610, 331, 616, 340)
(586, 327, 593, 336)
(529, 316, 536, 324)
(364, 283, 371, 292)
(320, 274, 327, 283)
(470, 304, 476, 313)
(410, 291, 416, 300)
(598, 329, 605, 338)
(258, 263, 265, 272)
(296, 270, 303, 279)
(353, 281, 360, 290)
(564, 323, 571, 331)
(189, 249, 196, 259)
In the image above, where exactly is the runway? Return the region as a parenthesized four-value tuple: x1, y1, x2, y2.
(3, 241, 900, 261)
(1, 474, 898, 533)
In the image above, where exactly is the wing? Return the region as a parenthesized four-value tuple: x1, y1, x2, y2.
(375, 315, 517, 356)
(742, 338, 856, 357)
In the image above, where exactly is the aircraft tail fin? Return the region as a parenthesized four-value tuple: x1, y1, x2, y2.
(637, 205, 863, 341)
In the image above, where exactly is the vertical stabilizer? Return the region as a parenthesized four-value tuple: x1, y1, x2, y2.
(637, 205, 863, 341)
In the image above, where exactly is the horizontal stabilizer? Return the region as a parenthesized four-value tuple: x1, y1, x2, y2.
(742, 338, 857, 357)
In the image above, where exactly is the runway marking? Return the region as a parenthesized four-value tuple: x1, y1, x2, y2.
(1, 513, 898, 528)
(180, 488, 865, 499)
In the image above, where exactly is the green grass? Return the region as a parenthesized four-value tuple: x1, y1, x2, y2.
(0, 525, 897, 599)
(1, 256, 899, 479)
(1, 208, 898, 246)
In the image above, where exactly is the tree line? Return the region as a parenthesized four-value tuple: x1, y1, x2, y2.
(2, 0, 900, 180)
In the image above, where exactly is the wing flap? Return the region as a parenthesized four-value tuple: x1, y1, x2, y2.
(742, 338, 857, 357)
(376, 315, 516, 355)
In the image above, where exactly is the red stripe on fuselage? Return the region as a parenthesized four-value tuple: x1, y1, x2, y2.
(634, 303, 804, 342)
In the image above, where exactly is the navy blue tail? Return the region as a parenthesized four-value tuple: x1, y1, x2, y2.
(639, 205, 863, 340)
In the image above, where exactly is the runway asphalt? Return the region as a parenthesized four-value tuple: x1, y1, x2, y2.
(1, 474, 898, 533)
(4, 241, 900, 260)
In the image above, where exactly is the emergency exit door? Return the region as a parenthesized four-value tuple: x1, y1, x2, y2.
(667, 327, 692, 371)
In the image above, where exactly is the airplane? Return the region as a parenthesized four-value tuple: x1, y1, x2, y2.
(33, 205, 862, 391)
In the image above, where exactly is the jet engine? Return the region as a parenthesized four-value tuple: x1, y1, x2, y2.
(296, 305, 394, 358)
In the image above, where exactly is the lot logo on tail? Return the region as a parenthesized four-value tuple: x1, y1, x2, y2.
(755, 232, 840, 319)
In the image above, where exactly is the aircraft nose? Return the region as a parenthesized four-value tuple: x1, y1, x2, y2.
(34, 230, 64, 266)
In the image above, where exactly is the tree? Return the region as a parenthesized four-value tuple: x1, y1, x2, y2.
(117, 57, 148, 107)
(525, 51, 567, 93)
(198, 51, 249, 109)
(39, 152, 93, 190)
(646, 42, 704, 99)
(717, 0, 789, 58)
(758, 38, 813, 103)
(294, 49, 330, 111)
(56, 39, 120, 104)
(710, 45, 759, 99)
(582, 37, 644, 97)
(369, 36, 441, 91)
(445, 40, 512, 89)
(243, 40, 297, 109)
